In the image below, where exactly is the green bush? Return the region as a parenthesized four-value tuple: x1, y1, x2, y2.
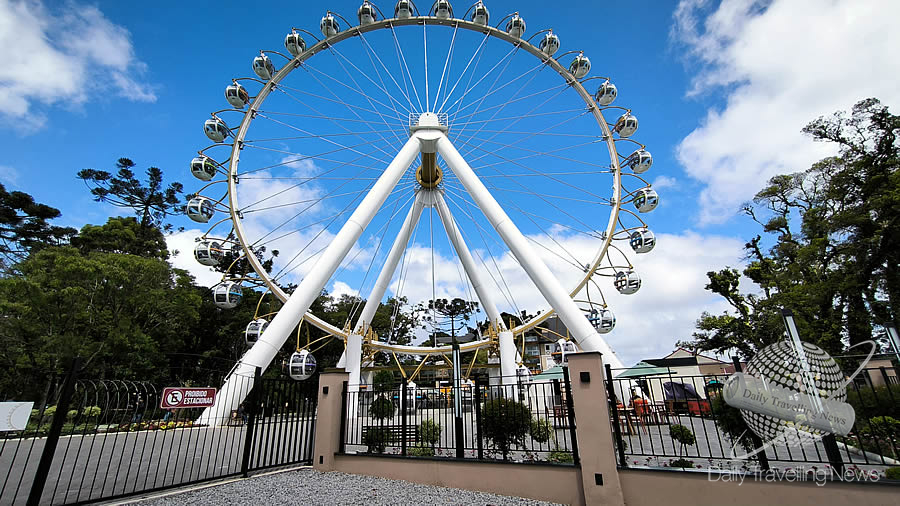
(363, 426, 393, 453)
(868, 416, 900, 438)
(669, 424, 696, 457)
(481, 398, 532, 460)
(369, 396, 394, 420)
(530, 418, 553, 444)
(407, 443, 435, 457)
(419, 419, 441, 446)
(885, 467, 900, 480)
(82, 406, 101, 418)
(373, 370, 396, 392)
(669, 458, 694, 469)
(66, 409, 78, 422)
(43, 405, 57, 420)
(548, 449, 574, 464)
(846, 384, 900, 421)
(711, 395, 755, 453)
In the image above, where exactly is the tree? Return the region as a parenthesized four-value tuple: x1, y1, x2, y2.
(72, 217, 168, 259)
(418, 298, 480, 344)
(0, 183, 75, 272)
(683, 99, 899, 359)
(481, 398, 532, 460)
(77, 158, 184, 232)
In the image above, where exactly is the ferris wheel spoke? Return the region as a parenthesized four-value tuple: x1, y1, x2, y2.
(440, 42, 519, 116)
(389, 24, 424, 112)
(325, 43, 414, 122)
(460, 108, 591, 164)
(432, 24, 459, 113)
(436, 30, 491, 113)
(273, 84, 405, 133)
(355, 31, 419, 116)
(299, 61, 409, 126)
(449, 81, 567, 125)
(467, 137, 611, 171)
(248, 110, 401, 128)
(239, 143, 391, 176)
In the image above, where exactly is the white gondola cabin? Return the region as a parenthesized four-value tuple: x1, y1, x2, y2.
(629, 229, 656, 254)
(358, 1, 377, 24)
(194, 239, 226, 266)
(470, 2, 489, 25)
(634, 188, 658, 213)
(204, 118, 229, 143)
(186, 196, 215, 223)
(321, 13, 340, 37)
(252, 54, 275, 80)
(569, 53, 590, 79)
(245, 318, 269, 345)
(190, 156, 218, 181)
(224, 83, 250, 109)
(284, 31, 307, 57)
(595, 80, 617, 106)
(433, 0, 452, 19)
(587, 308, 616, 334)
(285, 350, 317, 380)
(627, 148, 652, 174)
(552, 338, 578, 365)
(615, 113, 638, 138)
(506, 13, 526, 38)
(213, 281, 243, 309)
(539, 31, 560, 56)
(395, 0, 413, 18)
(614, 270, 641, 295)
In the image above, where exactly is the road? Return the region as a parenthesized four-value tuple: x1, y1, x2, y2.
(0, 416, 314, 506)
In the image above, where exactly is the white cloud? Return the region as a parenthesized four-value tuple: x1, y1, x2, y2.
(651, 175, 677, 190)
(673, 0, 900, 224)
(167, 229, 223, 287)
(330, 281, 359, 300)
(0, 165, 19, 186)
(0, 0, 156, 132)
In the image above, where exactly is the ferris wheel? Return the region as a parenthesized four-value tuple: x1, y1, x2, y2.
(191, 0, 658, 423)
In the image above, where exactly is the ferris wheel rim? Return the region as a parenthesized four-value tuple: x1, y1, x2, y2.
(222, 14, 624, 346)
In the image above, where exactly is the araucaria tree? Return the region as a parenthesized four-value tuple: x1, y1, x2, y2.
(419, 297, 480, 345)
(682, 98, 899, 358)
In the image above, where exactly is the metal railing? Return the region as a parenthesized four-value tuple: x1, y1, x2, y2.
(341, 372, 578, 464)
(604, 362, 900, 480)
(0, 361, 318, 505)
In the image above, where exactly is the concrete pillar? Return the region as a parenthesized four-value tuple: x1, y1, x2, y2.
(313, 369, 350, 471)
(566, 352, 625, 505)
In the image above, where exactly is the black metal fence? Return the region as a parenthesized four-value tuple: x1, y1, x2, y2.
(605, 362, 900, 480)
(0, 362, 317, 505)
(340, 372, 578, 464)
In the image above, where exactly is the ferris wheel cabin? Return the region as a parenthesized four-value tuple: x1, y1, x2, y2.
(627, 148, 653, 174)
(225, 83, 250, 109)
(284, 31, 307, 57)
(214, 281, 243, 309)
(634, 188, 659, 213)
(614, 270, 641, 295)
(358, 1, 377, 24)
(320, 13, 340, 37)
(539, 31, 560, 56)
(615, 113, 639, 138)
(470, 2, 489, 25)
(433, 0, 453, 19)
(552, 339, 578, 365)
(186, 196, 215, 223)
(569, 53, 591, 79)
(595, 81, 617, 106)
(588, 308, 616, 334)
(629, 229, 656, 254)
(395, 0, 413, 19)
(285, 350, 317, 381)
(190, 156, 218, 181)
(204, 118, 229, 143)
(506, 14, 526, 38)
(194, 239, 226, 266)
(252, 54, 275, 80)
(245, 318, 269, 345)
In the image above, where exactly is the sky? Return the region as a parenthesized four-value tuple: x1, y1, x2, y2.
(1, 0, 899, 367)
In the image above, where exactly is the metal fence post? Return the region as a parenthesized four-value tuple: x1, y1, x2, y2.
(822, 434, 844, 474)
(561, 366, 580, 466)
(605, 364, 627, 468)
(401, 381, 408, 456)
(27, 357, 82, 506)
(338, 381, 348, 455)
(731, 357, 770, 471)
(474, 379, 483, 460)
(241, 367, 262, 478)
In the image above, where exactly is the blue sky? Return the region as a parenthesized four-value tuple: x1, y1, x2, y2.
(1, 0, 898, 366)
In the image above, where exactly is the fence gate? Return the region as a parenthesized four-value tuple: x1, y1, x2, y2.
(245, 376, 318, 472)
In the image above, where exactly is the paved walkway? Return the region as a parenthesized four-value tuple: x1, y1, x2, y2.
(125, 467, 563, 506)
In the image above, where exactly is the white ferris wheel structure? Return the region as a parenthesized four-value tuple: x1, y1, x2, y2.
(189, 0, 659, 423)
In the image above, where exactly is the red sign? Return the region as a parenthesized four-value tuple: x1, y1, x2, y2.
(160, 387, 217, 409)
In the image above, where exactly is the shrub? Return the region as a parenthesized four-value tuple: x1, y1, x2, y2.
(43, 405, 57, 421)
(373, 370, 396, 392)
(885, 467, 900, 480)
(82, 406, 101, 418)
(408, 443, 435, 457)
(846, 384, 900, 421)
(363, 426, 393, 453)
(481, 398, 532, 460)
(66, 409, 78, 422)
(369, 396, 394, 420)
(419, 419, 441, 446)
(711, 395, 755, 453)
(548, 447, 574, 464)
(868, 416, 900, 438)
(669, 424, 696, 457)
(530, 418, 553, 444)
(669, 458, 694, 469)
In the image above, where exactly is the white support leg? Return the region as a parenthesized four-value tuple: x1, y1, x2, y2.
(199, 136, 422, 425)
(344, 192, 426, 387)
(436, 135, 625, 370)
(432, 191, 518, 384)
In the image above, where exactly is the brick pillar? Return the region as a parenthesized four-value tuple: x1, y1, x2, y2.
(313, 368, 350, 471)
(566, 352, 625, 505)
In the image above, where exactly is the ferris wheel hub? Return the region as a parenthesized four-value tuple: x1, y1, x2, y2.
(409, 111, 449, 135)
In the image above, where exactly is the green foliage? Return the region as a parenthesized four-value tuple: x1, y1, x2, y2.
(66, 409, 78, 421)
(846, 384, 900, 421)
(369, 396, 394, 420)
(669, 424, 696, 457)
(82, 406, 101, 418)
(363, 426, 393, 453)
(669, 458, 695, 469)
(548, 449, 574, 464)
(43, 406, 56, 420)
(419, 418, 441, 446)
(681, 99, 900, 357)
(868, 416, 900, 438)
(72, 217, 168, 259)
(373, 370, 396, 392)
(886, 467, 900, 480)
(407, 443, 435, 457)
(481, 398, 532, 459)
(0, 182, 76, 272)
(418, 298, 479, 343)
(530, 418, 553, 444)
(77, 158, 184, 231)
(711, 395, 755, 453)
